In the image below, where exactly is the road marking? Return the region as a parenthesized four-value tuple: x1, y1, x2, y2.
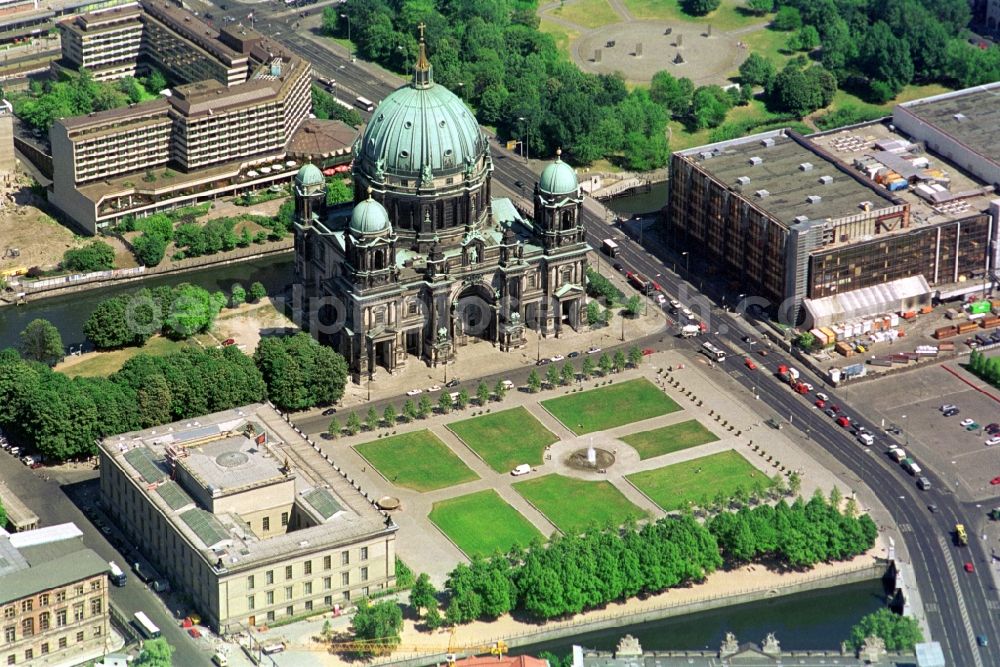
(925, 602, 940, 613)
(987, 599, 1000, 610)
(899, 523, 913, 532)
(937, 534, 984, 667)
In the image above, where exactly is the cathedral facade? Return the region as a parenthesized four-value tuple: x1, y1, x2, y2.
(293, 34, 590, 381)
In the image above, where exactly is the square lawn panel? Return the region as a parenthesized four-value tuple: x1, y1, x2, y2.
(542, 378, 680, 434)
(513, 474, 647, 535)
(620, 419, 719, 460)
(627, 450, 773, 511)
(429, 490, 544, 558)
(448, 406, 558, 473)
(355, 430, 479, 492)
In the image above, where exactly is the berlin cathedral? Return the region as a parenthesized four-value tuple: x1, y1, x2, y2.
(293, 32, 590, 381)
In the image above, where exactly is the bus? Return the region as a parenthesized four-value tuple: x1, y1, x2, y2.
(133, 611, 161, 639)
(701, 341, 727, 362)
(626, 271, 652, 294)
(108, 561, 126, 587)
(601, 239, 619, 257)
(355, 96, 375, 112)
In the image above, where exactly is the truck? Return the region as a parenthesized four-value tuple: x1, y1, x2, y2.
(108, 561, 127, 587)
(601, 239, 619, 257)
(626, 271, 652, 294)
(679, 324, 700, 338)
(901, 458, 921, 476)
(955, 523, 968, 546)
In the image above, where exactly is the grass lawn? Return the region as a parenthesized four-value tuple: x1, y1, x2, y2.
(627, 450, 772, 510)
(741, 25, 794, 69)
(620, 0, 763, 31)
(514, 475, 647, 534)
(540, 18, 581, 57)
(550, 0, 621, 29)
(58, 336, 189, 378)
(355, 431, 479, 492)
(621, 419, 719, 460)
(429, 490, 544, 557)
(448, 407, 558, 473)
(542, 378, 680, 434)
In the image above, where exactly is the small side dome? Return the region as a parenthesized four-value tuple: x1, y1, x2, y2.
(538, 149, 578, 195)
(350, 192, 391, 235)
(295, 163, 325, 188)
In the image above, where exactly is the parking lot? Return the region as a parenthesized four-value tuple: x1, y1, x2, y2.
(845, 359, 1000, 503)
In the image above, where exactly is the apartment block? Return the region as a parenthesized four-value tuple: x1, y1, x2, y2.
(98, 404, 397, 633)
(57, 5, 143, 80)
(0, 524, 111, 667)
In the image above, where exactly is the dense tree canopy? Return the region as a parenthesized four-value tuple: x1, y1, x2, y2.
(351, 599, 403, 655)
(62, 240, 115, 272)
(19, 319, 63, 366)
(846, 609, 923, 651)
(14, 70, 151, 132)
(134, 638, 174, 667)
(254, 333, 349, 410)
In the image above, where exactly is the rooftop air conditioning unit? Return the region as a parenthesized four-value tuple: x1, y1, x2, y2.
(760, 138, 775, 147)
(859, 201, 873, 211)
(736, 176, 750, 186)
(749, 156, 763, 166)
(755, 189, 770, 198)
(794, 215, 809, 224)
(819, 175, 833, 185)
(807, 195, 822, 204)
(799, 162, 813, 171)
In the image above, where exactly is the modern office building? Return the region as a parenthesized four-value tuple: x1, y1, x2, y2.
(0, 523, 112, 667)
(293, 33, 590, 380)
(666, 85, 1000, 324)
(49, 11, 321, 233)
(98, 404, 397, 633)
(56, 4, 143, 81)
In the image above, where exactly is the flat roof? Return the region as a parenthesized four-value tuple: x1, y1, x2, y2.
(99, 404, 394, 571)
(0, 525, 109, 605)
(56, 98, 169, 132)
(0, 483, 38, 530)
(677, 130, 898, 228)
(898, 83, 1000, 170)
(809, 121, 996, 226)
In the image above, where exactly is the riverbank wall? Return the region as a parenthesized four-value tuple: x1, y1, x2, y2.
(377, 559, 889, 667)
(2, 240, 293, 305)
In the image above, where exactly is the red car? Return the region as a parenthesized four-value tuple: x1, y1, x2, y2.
(829, 404, 841, 413)
(642, 347, 654, 356)
(991, 476, 1000, 485)
(744, 357, 757, 370)
(965, 562, 975, 573)
(815, 399, 826, 409)
(836, 416, 851, 428)
(222, 338, 236, 346)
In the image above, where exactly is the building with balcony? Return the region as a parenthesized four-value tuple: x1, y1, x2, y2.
(97, 403, 397, 633)
(666, 85, 1000, 325)
(57, 5, 143, 80)
(0, 523, 111, 667)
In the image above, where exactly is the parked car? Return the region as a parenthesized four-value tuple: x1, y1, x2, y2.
(991, 476, 1000, 486)
(986, 423, 1000, 434)
(943, 407, 961, 417)
(612, 263, 624, 273)
(445, 379, 461, 388)
(426, 385, 441, 392)
(321, 407, 337, 416)
(222, 338, 236, 346)
(986, 437, 1000, 447)
(815, 399, 826, 409)
(406, 388, 423, 396)
(550, 354, 565, 363)
(961, 418, 975, 428)
(941, 404, 958, 413)
(567, 351, 581, 358)
(536, 358, 551, 366)
(836, 416, 851, 428)
(966, 422, 981, 431)
(586, 346, 602, 354)
(642, 348, 655, 356)
(824, 408, 837, 418)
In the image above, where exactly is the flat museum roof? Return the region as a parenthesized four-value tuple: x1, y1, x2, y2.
(898, 84, 1000, 168)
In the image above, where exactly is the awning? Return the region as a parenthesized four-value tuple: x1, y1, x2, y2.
(803, 275, 932, 329)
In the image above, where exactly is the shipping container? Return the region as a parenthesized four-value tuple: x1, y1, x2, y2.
(938, 342, 955, 351)
(889, 314, 900, 327)
(901, 311, 917, 320)
(811, 328, 828, 346)
(835, 341, 854, 356)
(969, 300, 992, 315)
(958, 321, 980, 334)
(983, 316, 1000, 329)
(919, 305, 933, 314)
(862, 320, 873, 333)
(868, 358, 893, 367)
(934, 325, 958, 339)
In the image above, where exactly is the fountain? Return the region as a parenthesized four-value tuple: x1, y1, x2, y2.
(567, 444, 616, 471)
(587, 445, 597, 465)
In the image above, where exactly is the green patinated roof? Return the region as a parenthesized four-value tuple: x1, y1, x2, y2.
(359, 78, 484, 178)
(539, 152, 578, 195)
(350, 197, 391, 235)
(124, 448, 166, 484)
(303, 488, 343, 520)
(295, 163, 324, 187)
(156, 481, 194, 511)
(179, 508, 230, 548)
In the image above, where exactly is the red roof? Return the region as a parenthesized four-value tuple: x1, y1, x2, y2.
(449, 656, 548, 667)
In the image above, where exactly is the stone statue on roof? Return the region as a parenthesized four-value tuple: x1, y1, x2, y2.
(374, 156, 385, 181)
(421, 162, 433, 186)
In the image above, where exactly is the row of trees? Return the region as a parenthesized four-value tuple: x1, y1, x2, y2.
(13, 69, 152, 132)
(326, 0, 669, 169)
(708, 490, 877, 568)
(966, 350, 1000, 388)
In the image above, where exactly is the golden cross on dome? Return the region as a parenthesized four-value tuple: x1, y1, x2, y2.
(418, 22, 426, 42)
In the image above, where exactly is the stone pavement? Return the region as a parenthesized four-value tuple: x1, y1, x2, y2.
(277, 348, 856, 586)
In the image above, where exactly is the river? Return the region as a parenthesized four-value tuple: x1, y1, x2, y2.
(604, 180, 669, 217)
(512, 579, 886, 658)
(0, 254, 294, 351)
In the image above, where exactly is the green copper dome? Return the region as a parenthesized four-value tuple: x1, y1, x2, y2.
(295, 163, 324, 188)
(358, 38, 485, 179)
(350, 195, 391, 235)
(538, 150, 578, 195)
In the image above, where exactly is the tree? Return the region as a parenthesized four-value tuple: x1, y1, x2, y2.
(366, 406, 380, 431)
(163, 284, 225, 338)
(134, 638, 174, 667)
(476, 382, 490, 406)
(794, 331, 816, 351)
(628, 346, 643, 368)
(793, 25, 819, 51)
(456, 388, 470, 409)
(560, 362, 576, 386)
(20, 319, 63, 366)
(351, 599, 403, 656)
(327, 417, 341, 439)
(144, 68, 167, 93)
(599, 353, 613, 375)
(438, 391, 453, 414)
(230, 284, 246, 308)
(84, 296, 150, 349)
(0, 498, 6, 530)
(345, 412, 362, 435)
(581, 356, 596, 378)
(772, 6, 801, 30)
(586, 300, 605, 328)
(859, 22, 914, 102)
(249, 281, 267, 302)
(527, 369, 542, 393)
(788, 471, 802, 496)
(63, 240, 115, 272)
(846, 609, 923, 651)
(613, 349, 627, 373)
(254, 334, 348, 411)
(545, 364, 561, 388)
(326, 178, 353, 206)
(409, 572, 437, 615)
(383, 404, 397, 427)
(745, 0, 772, 15)
(417, 394, 433, 418)
(681, 0, 720, 17)
(739, 53, 776, 87)
(690, 85, 732, 130)
(402, 399, 417, 422)
(132, 232, 168, 267)
(767, 63, 834, 117)
(624, 295, 642, 318)
(649, 70, 695, 117)
(494, 379, 508, 401)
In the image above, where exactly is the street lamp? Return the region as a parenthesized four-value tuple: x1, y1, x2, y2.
(517, 116, 528, 163)
(681, 251, 690, 274)
(340, 13, 351, 42)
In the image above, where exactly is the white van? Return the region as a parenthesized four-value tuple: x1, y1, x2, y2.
(511, 464, 531, 476)
(501, 380, 515, 391)
(857, 433, 874, 446)
(211, 652, 229, 666)
(888, 448, 906, 462)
